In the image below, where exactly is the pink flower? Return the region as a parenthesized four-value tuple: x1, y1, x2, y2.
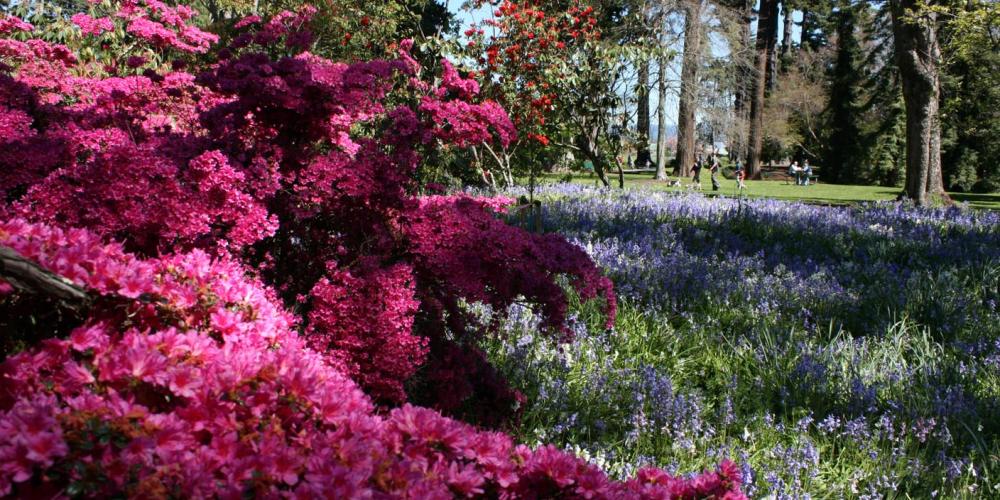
(71, 13, 115, 36)
(0, 219, 739, 497)
(167, 367, 200, 398)
(0, 10, 742, 496)
(69, 324, 110, 352)
(61, 361, 96, 386)
(0, 396, 68, 484)
(234, 15, 261, 29)
(445, 462, 486, 497)
(0, 15, 33, 35)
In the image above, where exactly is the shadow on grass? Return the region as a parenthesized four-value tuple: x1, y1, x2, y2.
(877, 190, 1000, 209)
(950, 192, 1000, 205)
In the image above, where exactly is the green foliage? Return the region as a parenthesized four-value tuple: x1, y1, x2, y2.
(949, 149, 980, 192)
(799, 4, 833, 52)
(822, 2, 867, 184)
(534, 171, 1000, 208)
(776, 0, 997, 192)
(194, 0, 454, 62)
(864, 103, 907, 187)
(939, 0, 1000, 193)
(858, 5, 907, 187)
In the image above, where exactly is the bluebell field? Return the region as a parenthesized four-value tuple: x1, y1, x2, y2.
(481, 186, 1000, 498)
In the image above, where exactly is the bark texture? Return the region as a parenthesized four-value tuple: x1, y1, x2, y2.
(674, 0, 705, 178)
(637, 61, 652, 168)
(731, 0, 754, 163)
(655, 51, 670, 180)
(889, 0, 946, 205)
(0, 246, 90, 305)
(576, 130, 611, 187)
(779, 3, 794, 63)
(746, 0, 780, 178)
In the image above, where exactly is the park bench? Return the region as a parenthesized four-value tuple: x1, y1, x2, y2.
(789, 173, 820, 185)
(760, 170, 790, 182)
(761, 170, 819, 185)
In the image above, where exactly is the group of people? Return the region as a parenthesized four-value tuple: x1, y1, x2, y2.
(690, 154, 747, 191)
(672, 155, 812, 189)
(788, 160, 814, 186)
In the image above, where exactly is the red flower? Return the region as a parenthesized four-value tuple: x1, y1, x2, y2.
(528, 133, 550, 146)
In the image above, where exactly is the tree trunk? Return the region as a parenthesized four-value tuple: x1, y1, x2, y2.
(675, 0, 705, 179)
(767, 3, 786, 92)
(732, 0, 754, 163)
(779, 3, 794, 66)
(655, 50, 670, 180)
(577, 132, 611, 187)
(746, 0, 780, 178)
(889, 0, 945, 205)
(637, 61, 651, 169)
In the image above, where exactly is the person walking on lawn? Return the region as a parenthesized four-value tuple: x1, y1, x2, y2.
(735, 159, 746, 189)
(710, 155, 721, 191)
(692, 154, 703, 189)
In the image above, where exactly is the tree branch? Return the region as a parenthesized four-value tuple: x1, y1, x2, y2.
(0, 246, 91, 306)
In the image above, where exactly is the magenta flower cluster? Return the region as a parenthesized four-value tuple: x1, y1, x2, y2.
(0, 4, 612, 411)
(1, 5, 744, 497)
(0, 220, 743, 497)
(118, 0, 217, 53)
(0, 15, 33, 35)
(71, 13, 115, 37)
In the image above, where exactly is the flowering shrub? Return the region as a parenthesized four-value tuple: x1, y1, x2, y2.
(71, 14, 115, 37)
(119, 0, 217, 54)
(459, 0, 625, 187)
(0, 4, 614, 416)
(0, 5, 746, 495)
(0, 219, 744, 498)
(305, 262, 427, 404)
(470, 0, 601, 142)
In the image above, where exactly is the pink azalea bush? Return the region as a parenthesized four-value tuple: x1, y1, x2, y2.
(118, 0, 217, 53)
(1, 4, 612, 414)
(1, 5, 745, 496)
(0, 220, 744, 498)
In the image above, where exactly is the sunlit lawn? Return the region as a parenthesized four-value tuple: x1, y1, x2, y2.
(533, 172, 1000, 209)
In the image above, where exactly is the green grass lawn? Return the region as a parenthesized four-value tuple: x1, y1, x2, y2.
(533, 172, 1000, 209)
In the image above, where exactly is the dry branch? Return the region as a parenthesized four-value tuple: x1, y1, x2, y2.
(0, 246, 90, 306)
